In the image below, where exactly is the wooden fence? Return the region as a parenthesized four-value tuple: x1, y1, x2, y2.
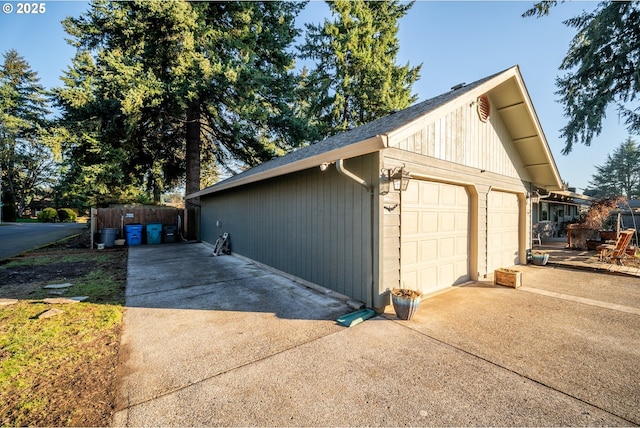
(90, 204, 201, 247)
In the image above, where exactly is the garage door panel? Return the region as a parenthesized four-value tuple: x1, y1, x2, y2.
(440, 214, 456, 232)
(422, 182, 440, 204)
(402, 180, 470, 295)
(439, 238, 455, 258)
(422, 212, 439, 233)
(403, 211, 419, 234)
(403, 271, 418, 289)
(404, 183, 420, 204)
(421, 240, 437, 260)
(402, 241, 418, 264)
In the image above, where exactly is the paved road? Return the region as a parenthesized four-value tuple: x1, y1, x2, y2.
(0, 222, 86, 260)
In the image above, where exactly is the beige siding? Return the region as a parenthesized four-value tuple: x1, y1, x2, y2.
(390, 97, 529, 182)
(380, 148, 530, 300)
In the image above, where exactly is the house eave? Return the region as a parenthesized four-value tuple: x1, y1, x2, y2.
(385, 66, 564, 191)
(187, 135, 386, 199)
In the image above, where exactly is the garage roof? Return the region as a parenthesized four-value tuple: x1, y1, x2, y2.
(189, 65, 563, 198)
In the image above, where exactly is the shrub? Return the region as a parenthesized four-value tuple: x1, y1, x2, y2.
(37, 207, 58, 223)
(57, 208, 77, 223)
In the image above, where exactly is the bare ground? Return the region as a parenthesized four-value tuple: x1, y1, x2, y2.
(0, 231, 127, 427)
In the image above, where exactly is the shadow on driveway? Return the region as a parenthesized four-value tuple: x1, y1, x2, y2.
(114, 243, 640, 427)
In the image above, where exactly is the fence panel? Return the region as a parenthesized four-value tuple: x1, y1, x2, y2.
(93, 206, 184, 236)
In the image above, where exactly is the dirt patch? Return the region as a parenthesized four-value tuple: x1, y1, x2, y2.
(0, 261, 98, 299)
(0, 231, 126, 427)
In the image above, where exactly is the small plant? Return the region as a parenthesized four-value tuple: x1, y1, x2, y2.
(56, 208, 77, 223)
(36, 207, 58, 223)
(391, 288, 422, 299)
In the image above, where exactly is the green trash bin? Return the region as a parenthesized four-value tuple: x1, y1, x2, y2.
(146, 223, 162, 245)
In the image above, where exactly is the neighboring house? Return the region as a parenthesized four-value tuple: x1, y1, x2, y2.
(532, 188, 591, 239)
(188, 66, 563, 310)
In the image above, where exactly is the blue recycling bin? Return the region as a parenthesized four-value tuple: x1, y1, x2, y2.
(125, 224, 143, 246)
(146, 223, 162, 245)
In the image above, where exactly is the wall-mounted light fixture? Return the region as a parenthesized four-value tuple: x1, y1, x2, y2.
(380, 165, 411, 194)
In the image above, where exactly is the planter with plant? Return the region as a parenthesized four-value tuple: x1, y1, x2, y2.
(530, 250, 549, 266)
(494, 268, 522, 288)
(390, 288, 422, 320)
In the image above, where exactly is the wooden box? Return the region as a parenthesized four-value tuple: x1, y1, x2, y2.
(494, 268, 522, 288)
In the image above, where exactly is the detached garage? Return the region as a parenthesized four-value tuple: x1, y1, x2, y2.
(189, 65, 563, 310)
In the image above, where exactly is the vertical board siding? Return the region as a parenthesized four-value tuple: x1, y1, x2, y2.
(390, 100, 523, 180)
(201, 154, 377, 304)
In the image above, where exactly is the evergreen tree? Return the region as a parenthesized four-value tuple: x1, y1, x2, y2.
(55, 0, 307, 205)
(586, 138, 640, 198)
(0, 50, 55, 220)
(300, 0, 421, 136)
(524, 1, 640, 154)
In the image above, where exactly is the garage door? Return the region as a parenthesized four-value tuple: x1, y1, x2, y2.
(487, 191, 520, 271)
(401, 180, 470, 295)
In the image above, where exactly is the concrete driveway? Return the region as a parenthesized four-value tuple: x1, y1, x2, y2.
(114, 243, 640, 426)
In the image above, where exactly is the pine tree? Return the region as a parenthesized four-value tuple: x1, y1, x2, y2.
(586, 138, 640, 198)
(55, 0, 307, 205)
(300, 0, 421, 136)
(0, 50, 54, 220)
(524, 1, 640, 154)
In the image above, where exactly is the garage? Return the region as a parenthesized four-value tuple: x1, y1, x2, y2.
(487, 190, 520, 271)
(401, 180, 470, 295)
(193, 66, 565, 310)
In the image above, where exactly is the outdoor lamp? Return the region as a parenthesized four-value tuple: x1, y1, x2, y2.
(380, 166, 411, 193)
(391, 167, 411, 191)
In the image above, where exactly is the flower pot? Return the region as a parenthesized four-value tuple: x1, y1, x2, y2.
(391, 289, 422, 320)
(531, 252, 549, 266)
(599, 230, 617, 242)
(494, 268, 522, 288)
(586, 239, 600, 251)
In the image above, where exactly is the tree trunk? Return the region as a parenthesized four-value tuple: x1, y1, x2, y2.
(185, 100, 201, 197)
(185, 100, 201, 240)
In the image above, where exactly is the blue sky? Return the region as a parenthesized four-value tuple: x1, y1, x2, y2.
(0, 1, 629, 192)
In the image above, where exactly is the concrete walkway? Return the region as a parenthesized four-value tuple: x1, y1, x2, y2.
(114, 243, 640, 426)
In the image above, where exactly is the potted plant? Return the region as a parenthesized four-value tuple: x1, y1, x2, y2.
(494, 268, 522, 288)
(390, 288, 422, 320)
(531, 250, 549, 266)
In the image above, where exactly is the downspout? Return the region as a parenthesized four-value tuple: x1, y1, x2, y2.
(336, 159, 369, 190)
(335, 159, 375, 308)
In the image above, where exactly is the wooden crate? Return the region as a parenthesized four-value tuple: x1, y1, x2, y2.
(494, 268, 522, 288)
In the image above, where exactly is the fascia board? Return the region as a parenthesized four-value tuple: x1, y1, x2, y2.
(187, 135, 386, 198)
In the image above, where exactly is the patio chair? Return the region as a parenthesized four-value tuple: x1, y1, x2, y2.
(597, 229, 635, 265)
(532, 232, 542, 246)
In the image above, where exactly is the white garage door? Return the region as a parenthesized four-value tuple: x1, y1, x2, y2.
(401, 180, 470, 295)
(487, 191, 520, 271)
